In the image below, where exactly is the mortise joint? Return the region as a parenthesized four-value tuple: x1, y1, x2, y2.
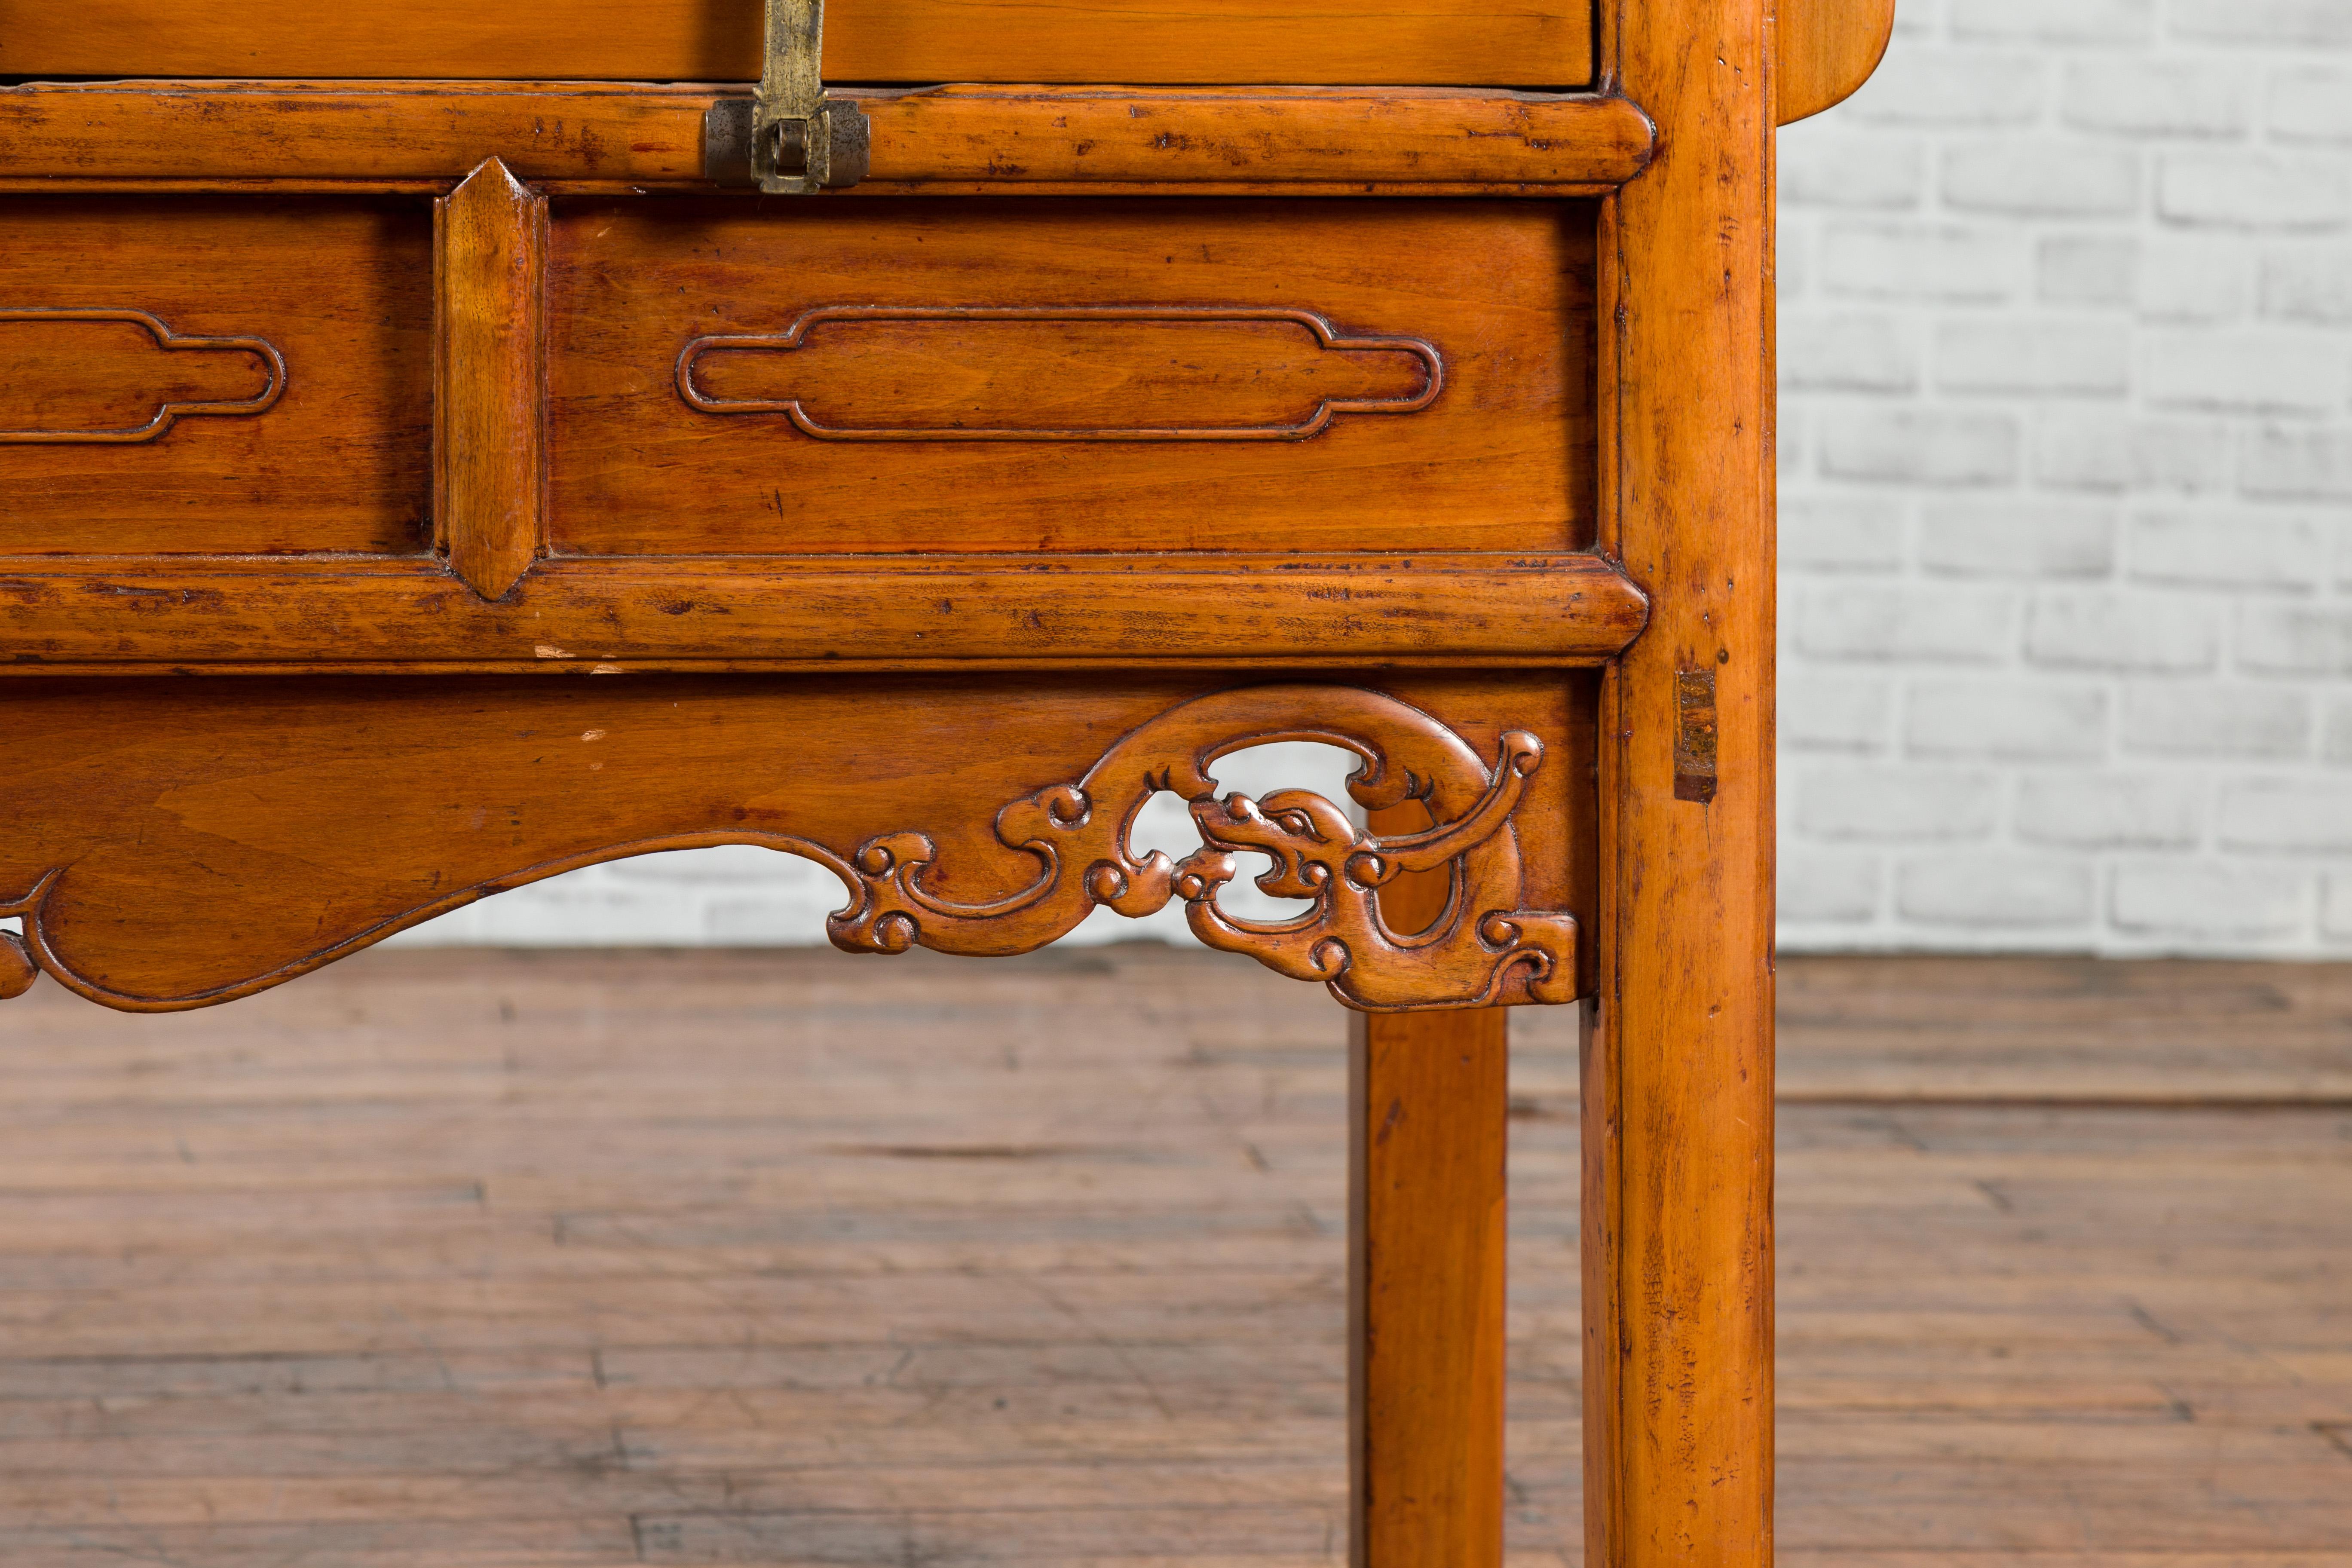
(1673, 668, 1718, 804)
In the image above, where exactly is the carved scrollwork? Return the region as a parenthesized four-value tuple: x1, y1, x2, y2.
(2, 879, 48, 1001)
(1, 875, 52, 1000)
(0, 932, 34, 1001)
(826, 685, 1574, 1012)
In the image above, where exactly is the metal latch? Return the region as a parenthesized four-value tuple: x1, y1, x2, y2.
(702, 0, 870, 192)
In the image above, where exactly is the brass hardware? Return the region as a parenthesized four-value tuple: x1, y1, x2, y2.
(704, 0, 868, 192)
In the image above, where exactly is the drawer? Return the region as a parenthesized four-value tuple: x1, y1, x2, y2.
(0, 199, 432, 557)
(0, 191, 1591, 560)
(0, 0, 1595, 86)
(550, 198, 1596, 556)
(0, 83, 1646, 671)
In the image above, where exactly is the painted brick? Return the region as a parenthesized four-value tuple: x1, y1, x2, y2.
(1781, 850, 1883, 923)
(1896, 854, 2097, 928)
(2017, 772, 2205, 848)
(2271, 68, 2352, 145)
(1798, 585, 2018, 662)
(2322, 694, 2352, 763)
(2237, 603, 2352, 675)
(1828, 224, 2024, 302)
(2170, 0, 2352, 49)
(2144, 328, 2347, 413)
(1795, 766, 2001, 842)
(1936, 317, 2132, 395)
(2137, 237, 2252, 321)
(1781, 312, 1922, 392)
(2217, 778, 2352, 853)
(2027, 591, 2221, 672)
(2064, 58, 2249, 139)
(448, 879, 707, 947)
(1945, 140, 2143, 217)
(2242, 424, 2352, 501)
(2321, 873, 2352, 941)
(1781, 131, 1928, 210)
(1781, 224, 1813, 298)
(1953, 0, 2154, 44)
(1842, 50, 2046, 128)
(1783, 494, 1908, 572)
(1919, 501, 2118, 579)
(2126, 506, 2326, 590)
(2039, 234, 2139, 307)
(1907, 678, 2110, 760)
(1784, 673, 1895, 753)
(599, 844, 821, 885)
(1821, 406, 2021, 486)
(2159, 153, 2352, 231)
(2031, 409, 2234, 494)
(704, 891, 861, 945)
(2260, 245, 2352, 324)
(2119, 681, 2313, 758)
(2111, 861, 2309, 940)
(1780, 402, 1810, 480)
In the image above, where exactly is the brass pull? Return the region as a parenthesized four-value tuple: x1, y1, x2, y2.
(704, 0, 870, 191)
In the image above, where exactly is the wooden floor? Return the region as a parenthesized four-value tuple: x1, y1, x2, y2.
(1, 946, 2348, 1566)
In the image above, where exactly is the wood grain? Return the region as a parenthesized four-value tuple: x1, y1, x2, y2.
(677, 308, 1441, 442)
(1587, 0, 1779, 1559)
(0, 947, 2346, 1564)
(0, 199, 432, 556)
(861, 87, 1649, 191)
(820, 685, 1575, 1013)
(0, 0, 1596, 86)
(0, 310, 282, 444)
(0, 83, 1655, 191)
(1347, 808, 1509, 1565)
(549, 199, 1595, 555)
(1350, 1005, 1509, 1568)
(435, 159, 546, 602)
(0, 674, 1588, 1011)
(1778, 0, 1898, 125)
(0, 554, 1649, 668)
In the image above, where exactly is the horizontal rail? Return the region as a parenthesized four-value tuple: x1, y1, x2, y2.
(0, 553, 1649, 671)
(0, 82, 1655, 192)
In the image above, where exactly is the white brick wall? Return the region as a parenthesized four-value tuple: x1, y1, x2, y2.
(1780, 0, 2352, 955)
(388, 742, 1361, 951)
(395, 0, 2352, 958)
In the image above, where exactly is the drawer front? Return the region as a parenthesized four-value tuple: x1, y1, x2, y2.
(550, 199, 1595, 556)
(0, 0, 1595, 86)
(0, 199, 432, 557)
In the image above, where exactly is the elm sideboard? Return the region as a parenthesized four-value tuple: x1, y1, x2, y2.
(0, 2, 1891, 1561)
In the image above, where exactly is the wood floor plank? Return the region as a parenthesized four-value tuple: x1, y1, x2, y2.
(0, 947, 2348, 1563)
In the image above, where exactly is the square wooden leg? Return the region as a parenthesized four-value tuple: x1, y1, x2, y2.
(1349, 1006, 1510, 1568)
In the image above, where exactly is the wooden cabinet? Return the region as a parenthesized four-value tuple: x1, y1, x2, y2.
(0, 0, 1598, 84)
(0, 1, 1888, 1562)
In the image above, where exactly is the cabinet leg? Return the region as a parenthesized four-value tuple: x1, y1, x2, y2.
(1349, 1004, 1509, 1568)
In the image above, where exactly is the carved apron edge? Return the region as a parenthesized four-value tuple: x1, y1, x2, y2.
(1, 688, 1574, 1015)
(826, 684, 1576, 1012)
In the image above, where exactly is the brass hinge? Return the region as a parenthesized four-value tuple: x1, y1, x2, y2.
(703, 0, 870, 192)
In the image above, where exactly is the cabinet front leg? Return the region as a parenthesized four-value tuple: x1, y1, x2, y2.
(1350, 992, 1509, 1567)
